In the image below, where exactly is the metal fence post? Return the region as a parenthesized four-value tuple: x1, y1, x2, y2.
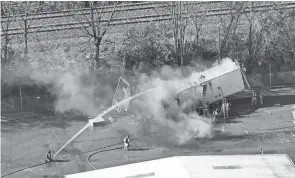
(20, 85, 23, 110)
(269, 64, 272, 86)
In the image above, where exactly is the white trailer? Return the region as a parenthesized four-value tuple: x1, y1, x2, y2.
(177, 59, 246, 108)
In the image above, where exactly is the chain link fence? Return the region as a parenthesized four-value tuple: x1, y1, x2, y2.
(245, 71, 295, 87)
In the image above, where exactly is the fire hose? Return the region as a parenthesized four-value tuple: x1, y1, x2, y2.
(0, 137, 128, 178)
(87, 133, 158, 170)
(3, 106, 294, 176)
(1, 162, 48, 178)
(87, 146, 124, 170)
(1, 133, 155, 177)
(2, 126, 293, 177)
(1, 89, 156, 177)
(0, 142, 121, 178)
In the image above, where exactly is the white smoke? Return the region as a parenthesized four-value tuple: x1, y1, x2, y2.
(2, 61, 116, 117)
(2, 54, 238, 146)
(128, 58, 238, 145)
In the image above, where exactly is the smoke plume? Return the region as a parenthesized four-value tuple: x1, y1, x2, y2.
(1, 57, 116, 117)
(126, 58, 238, 145)
(127, 65, 211, 145)
(2, 53, 238, 146)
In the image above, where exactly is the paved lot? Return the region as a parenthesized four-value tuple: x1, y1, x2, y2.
(1, 88, 295, 178)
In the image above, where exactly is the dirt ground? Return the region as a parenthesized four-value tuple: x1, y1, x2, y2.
(1, 87, 295, 178)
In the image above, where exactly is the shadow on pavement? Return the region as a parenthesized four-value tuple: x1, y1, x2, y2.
(51, 159, 70, 163)
(129, 148, 153, 151)
(228, 95, 295, 118)
(1, 106, 90, 130)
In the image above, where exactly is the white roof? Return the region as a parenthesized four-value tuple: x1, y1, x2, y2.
(197, 58, 240, 82)
(64, 154, 295, 178)
(64, 157, 189, 178)
(178, 154, 295, 178)
(181, 58, 241, 91)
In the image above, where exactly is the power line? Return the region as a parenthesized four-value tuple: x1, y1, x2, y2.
(1, 2, 163, 19)
(1, 1, 221, 21)
(2, 3, 294, 37)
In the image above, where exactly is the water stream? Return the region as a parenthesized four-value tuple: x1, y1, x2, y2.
(53, 88, 154, 157)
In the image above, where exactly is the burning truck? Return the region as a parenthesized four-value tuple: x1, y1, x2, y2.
(175, 58, 248, 116)
(50, 58, 251, 162)
(89, 58, 248, 127)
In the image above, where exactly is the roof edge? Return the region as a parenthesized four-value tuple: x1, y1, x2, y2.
(286, 154, 295, 167)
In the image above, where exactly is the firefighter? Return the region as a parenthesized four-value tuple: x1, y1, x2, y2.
(213, 108, 219, 123)
(252, 93, 257, 105)
(45, 150, 53, 163)
(202, 84, 207, 98)
(123, 135, 130, 151)
(204, 101, 209, 116)
(251, 93, 254, 106)
(259, 90, 263, 105)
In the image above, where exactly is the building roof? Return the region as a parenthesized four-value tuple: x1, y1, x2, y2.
(64, 154, 295, 178)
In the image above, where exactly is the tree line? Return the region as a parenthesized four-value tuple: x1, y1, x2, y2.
(1, 2, 294, 74)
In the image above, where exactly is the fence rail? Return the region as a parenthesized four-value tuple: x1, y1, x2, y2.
(245, 71, 295, 87)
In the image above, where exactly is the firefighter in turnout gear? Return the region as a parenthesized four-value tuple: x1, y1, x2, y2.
(213, 108, 219, 123)
(45, 150, 53, 163)
(260, 92, 263, 105)
(202, 84, 207, 98)
(252, 93, 257, 105)
(204, 101, 209, 116)
(123, 135, 130, 151)
(258, 88, 263, 105)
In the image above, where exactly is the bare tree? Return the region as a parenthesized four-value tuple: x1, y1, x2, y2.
(244, 2, 268, 63)
(190, 3, 211, 48)
(1, 4, 13, 65)
(8, 2, 42, 62)
(245, 2, 255, 62)
(70, 2, 118, 70)
(244, 2, 281, 67)
(218, 2, 246, 58)
(260, 5, 295, 72)
(169, 1, 189, 66)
